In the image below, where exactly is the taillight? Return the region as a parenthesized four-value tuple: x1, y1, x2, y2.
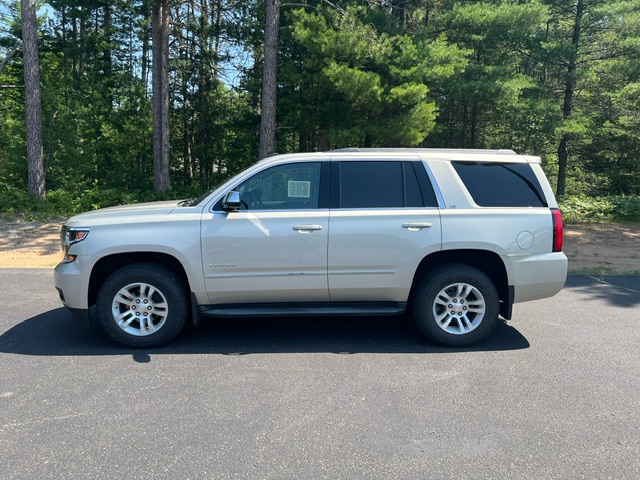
(551, 208, 563, 252)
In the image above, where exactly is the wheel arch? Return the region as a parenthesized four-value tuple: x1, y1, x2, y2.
(88, 252, 191, 309)
(410, 249, 512, 319)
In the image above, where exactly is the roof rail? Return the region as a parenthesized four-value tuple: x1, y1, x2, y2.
(328, 147, 517, 155)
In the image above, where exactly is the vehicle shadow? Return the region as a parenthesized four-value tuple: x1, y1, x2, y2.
(0, 307, 530, 357)
(564, 275, 640, 308)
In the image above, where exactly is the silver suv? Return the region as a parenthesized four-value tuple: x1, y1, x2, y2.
(54, 149, 567, 348)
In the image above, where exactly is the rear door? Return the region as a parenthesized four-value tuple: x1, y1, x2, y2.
(327, 156, 442, 303)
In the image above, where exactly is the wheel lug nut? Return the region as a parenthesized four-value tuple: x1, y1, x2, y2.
(148, 306, 152, 310)
(448, 304, 452, 308)
(458, 311, 462, 315)
(136, 299, 140, 303)
(463, 306, 467, 310)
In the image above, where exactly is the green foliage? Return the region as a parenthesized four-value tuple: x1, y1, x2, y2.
(0, 184, 206, 218)
(2, 0, 640, 213)
(285, 4, 454, 148)
(560, 195, 640, 223)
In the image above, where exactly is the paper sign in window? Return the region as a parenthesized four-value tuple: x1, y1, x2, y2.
(288, 180, 311, 198)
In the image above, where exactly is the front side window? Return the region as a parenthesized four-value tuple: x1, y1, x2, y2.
(236, 162, 322, 211)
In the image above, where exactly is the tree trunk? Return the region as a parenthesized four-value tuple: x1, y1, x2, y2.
(21, 0, 45, 200)
(391, 0, 406, 29)
(141, 0, 151, 98)
(556, 0, 584, 198)
(103, 1, 113, 106)
(152, 0, 171, 192)
(258, 0, 280, 159)
(556, 137, 569, 197)
(103, 1, 112, 79)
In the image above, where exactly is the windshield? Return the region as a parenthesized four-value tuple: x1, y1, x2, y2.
(185, 168, 251, 207)
(186, 185, 222, 207)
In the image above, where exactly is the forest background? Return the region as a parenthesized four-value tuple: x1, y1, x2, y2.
(1, 0, 640, 221)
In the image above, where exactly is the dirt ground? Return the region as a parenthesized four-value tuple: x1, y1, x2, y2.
(562, 222, 640, 274)
(0, 216, 639, 274)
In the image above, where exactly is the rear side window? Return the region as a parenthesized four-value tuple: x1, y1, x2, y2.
(338, 161, 438, 208)
(452, 162, 547, 207)
(340, 162, 402, 208)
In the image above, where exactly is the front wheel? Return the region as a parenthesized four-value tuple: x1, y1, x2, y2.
(413, 264, 499, 347)
(96, 263, 189, 348)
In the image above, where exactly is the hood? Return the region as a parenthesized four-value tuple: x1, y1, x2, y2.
(65, 200, 182, 226)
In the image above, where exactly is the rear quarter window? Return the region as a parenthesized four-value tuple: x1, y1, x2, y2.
(452, 161, 548, 207)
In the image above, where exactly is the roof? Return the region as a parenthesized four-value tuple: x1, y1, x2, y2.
(258, 148, 541, 164)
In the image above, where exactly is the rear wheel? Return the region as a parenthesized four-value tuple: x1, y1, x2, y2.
(96, 263, 188, 348)
(413, 264, 499, 347)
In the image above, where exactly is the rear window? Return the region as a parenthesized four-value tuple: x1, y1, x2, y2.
(452, 162, 547, 207)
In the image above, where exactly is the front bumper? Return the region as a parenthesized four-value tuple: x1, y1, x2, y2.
(54, 258, 90, 310)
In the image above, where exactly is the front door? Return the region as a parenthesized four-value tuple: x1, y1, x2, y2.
(201, 161, 330, 304)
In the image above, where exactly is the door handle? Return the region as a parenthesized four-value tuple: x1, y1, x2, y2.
(293, 224, 323, 233)
(402, 222, 432, 231)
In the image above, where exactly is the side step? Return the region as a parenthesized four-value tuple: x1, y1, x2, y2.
(198, 302, 407, 319)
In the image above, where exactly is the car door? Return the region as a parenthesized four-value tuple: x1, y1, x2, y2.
(201, 160, 330, 304)
(328, 157, 442, 303)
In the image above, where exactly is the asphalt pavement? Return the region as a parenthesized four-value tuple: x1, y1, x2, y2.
(1, 269, 639, 479)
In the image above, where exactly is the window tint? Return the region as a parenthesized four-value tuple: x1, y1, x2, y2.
(405, 162, 424, 208)
(235, 162, 322, 210)
(340, 162, 402, 208)
(338, 161, 437, 208)
(452, 162, 547, 207)
(408, 161, 439, 207)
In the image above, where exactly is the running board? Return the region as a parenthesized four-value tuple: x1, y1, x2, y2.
(198, 302, 406, 318)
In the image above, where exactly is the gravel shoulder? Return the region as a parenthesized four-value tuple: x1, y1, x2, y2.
(0, 217, 639, 274)
(0, 218, 64, 268)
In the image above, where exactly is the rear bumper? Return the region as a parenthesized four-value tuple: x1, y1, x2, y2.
(511, 252, 568, 303)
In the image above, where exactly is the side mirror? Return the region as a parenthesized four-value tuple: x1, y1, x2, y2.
(222, 191, 242, 212)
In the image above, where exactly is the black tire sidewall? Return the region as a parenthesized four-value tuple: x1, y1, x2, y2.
(96, 263, 188, 348)
(413, 264, 499, 347)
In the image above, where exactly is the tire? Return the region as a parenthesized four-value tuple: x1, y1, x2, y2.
(96, 263, 189, 348)
(412, 264, 499, 347)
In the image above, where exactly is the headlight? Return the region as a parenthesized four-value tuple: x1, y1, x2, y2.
(60, 226, 90, 261)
